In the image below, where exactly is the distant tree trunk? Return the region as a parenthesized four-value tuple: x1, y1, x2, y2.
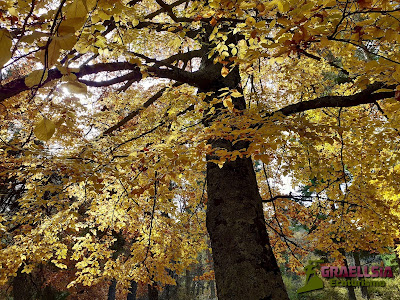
(205, 248, 216, 299)
(126, 280, 137, 300)
(343, 256, 357, 300)
(396, 252, 400, 274)
(196, 280, 202, 296)
(204, 63, 289, 300)
(354, 252, 369, 299)
(394, 239, 400, 275)
(148, 283, 158, 300)
(209, 280, 216, 299)
(161, 270, 178, 300)
(185, 269, 192, 298)
(107, 278, 117, 300)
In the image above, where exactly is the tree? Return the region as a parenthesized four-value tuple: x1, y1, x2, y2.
(1, 0, 400, 299)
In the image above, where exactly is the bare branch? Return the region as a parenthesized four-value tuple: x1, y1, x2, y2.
(104, 82, 182, 135)
(298, 49, 350, 76)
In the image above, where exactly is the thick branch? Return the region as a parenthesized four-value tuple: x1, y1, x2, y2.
(262, 194, 367, 208)
(0, 62, 136, 102)
(131, 21, 200, 39)
(129, 49, 205, 69)
(158, 49, 205, 65)
(145, 0, 188, 19)
(154, 0, 192, 22)
(0, 62, 200, 103)
(79, 71, 141, 87)
(273, 82, 396, 117)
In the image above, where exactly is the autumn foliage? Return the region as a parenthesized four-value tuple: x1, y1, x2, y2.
(1, 0, 400, 298)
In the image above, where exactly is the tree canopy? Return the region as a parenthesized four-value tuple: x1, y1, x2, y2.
(1, 0, 400, 298)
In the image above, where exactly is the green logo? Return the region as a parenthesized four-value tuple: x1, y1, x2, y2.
(297, 260, 324, 294)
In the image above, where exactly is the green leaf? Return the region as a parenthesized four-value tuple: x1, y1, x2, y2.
(34, 118, 56, 141)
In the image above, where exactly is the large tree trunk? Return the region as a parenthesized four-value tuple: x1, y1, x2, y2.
(207, 156, 289, 300)
(203, 63, 289, 300)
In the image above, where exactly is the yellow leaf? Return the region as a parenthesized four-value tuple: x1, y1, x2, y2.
(276, 0, 289, 12)
(34, 118, 56, 141)
(98, 10, 111, 21)
(21, 264, 35, 274)
(0, 29, 12, 68)
(8, 7, 18, 17)
(55, 34, 77, 50)
(57, 24, 76, 36)
(324, 0, 336, 6)
(64, 17, 87, 31)
(231, 90, 242, 98)
(393, 65, 400, 82)
(46, 39, 60, 66)
(269, 19, 277, 29)
(223, 97, 234, 110)
(51, 260, 68, 269)
(131, 19, 139, 27)
(25, 70, 48, 87)
(221, 66, 229, 77)
(246, 16, 256, 27)
(255, 21, 266, 29)
(60, 81, 87, 94)
(20, 31, 48, 44)
(66, 0, 88, 19)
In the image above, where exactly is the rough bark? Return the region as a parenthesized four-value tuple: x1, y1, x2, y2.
(204, 64, 289, 300)
(207, 156, 289, 300)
